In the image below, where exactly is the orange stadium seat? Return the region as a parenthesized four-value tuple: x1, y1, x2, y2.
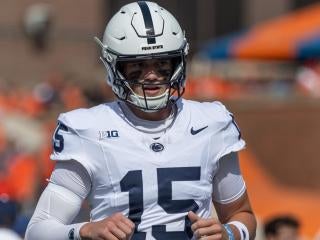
(0, 154, 38, 203)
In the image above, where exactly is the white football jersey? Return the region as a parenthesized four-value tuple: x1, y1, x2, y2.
(50, 99, 245, 240)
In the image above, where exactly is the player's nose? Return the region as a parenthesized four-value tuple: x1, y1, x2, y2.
(144, 70, 161, 82)
(142, 60, 164, 82)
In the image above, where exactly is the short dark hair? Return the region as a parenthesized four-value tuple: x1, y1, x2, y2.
(264, 215, 300, 236)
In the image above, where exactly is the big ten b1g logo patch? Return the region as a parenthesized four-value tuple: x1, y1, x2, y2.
(99, 130, 119, 140)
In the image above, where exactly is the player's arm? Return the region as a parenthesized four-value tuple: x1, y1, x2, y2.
(213, 191, 256, 240)
(25, 160, 91, 240)
(189, 152, 256, 240)
(213, 152, 256, 240)
(25, 160, 135, 240)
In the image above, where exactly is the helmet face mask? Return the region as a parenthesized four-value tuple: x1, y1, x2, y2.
(96, 1, 188, 112)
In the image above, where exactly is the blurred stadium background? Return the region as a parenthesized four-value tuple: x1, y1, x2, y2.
(0, 0, 320, 239)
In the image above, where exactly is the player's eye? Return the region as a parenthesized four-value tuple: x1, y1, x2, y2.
(131, 61, 144, 68)
(158, 69, 172, 78)
(127, 70, 142, 80)
(159, 60, 171, 67)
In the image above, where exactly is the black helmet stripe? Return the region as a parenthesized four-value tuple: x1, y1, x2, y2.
(137, 1, 156, 44)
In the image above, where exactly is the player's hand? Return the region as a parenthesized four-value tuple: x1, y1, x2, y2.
(79, 212, 135, 240)
(188, 211, 229, 240)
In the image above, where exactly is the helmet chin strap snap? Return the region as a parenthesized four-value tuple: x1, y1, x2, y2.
(129, 89, 170, 112)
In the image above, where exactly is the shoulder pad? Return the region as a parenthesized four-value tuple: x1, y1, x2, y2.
(58, 108, 95, 131)
(210, 102, 245, 157)
(209, 101, 233, 124)
(186, 100, 244, 156)
(186, 100, 232, 126)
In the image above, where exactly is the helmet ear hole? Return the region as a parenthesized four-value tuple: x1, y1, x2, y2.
(116, 62, 125, 78)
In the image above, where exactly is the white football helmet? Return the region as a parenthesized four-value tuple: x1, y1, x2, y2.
(95, 1, 189, 112)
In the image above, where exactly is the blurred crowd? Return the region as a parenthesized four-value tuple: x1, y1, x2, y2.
(0, 72, 114, 239)
(188, 59, 320, 101)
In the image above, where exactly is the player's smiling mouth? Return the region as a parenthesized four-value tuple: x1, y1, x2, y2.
(144, 86, 162, 96)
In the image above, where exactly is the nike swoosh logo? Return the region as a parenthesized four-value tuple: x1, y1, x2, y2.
(190, 126, 208, 135)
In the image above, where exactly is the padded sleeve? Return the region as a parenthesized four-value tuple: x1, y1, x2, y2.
(212, 152, 246, 204)
(24, 183, 86, 240)
(49, 160, 92, 199)
(25, 160, 91, 240)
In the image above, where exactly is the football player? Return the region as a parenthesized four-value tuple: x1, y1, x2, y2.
(25, 1, 257, 240)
